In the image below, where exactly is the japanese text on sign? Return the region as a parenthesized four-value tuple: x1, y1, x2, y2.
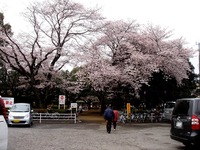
(2, 97, 14, 108)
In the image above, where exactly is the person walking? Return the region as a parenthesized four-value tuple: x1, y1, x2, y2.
(104, 105, 114, 134)
(113, 107, 119, 131)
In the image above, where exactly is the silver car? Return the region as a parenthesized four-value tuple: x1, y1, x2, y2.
(0, 98, 8, 150)
(8, 103, 33, 127)
(163, 101, 176, 121)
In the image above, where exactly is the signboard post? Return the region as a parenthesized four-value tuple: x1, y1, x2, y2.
(70, 103, 77, 115)
(127, 103, 131, 119)
(58, 95, 65, 109)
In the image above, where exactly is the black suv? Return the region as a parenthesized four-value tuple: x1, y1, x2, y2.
(170, 98, 200, 146)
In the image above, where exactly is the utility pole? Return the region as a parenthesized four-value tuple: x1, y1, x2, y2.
(198, 43, 200, 97)
(198, 43, 200, 76)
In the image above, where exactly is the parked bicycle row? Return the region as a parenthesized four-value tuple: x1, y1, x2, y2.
(119, 112, 165, 123)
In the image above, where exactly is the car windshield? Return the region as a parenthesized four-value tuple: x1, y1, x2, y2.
(165, 103, 175, 109)
(10, 104, 29, 112)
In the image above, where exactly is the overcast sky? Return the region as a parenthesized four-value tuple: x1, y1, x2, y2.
(1, 0, 200, 73)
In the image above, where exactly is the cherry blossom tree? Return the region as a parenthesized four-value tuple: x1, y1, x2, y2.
(0, 0, 104, 107)
(77, 20, 194, 111)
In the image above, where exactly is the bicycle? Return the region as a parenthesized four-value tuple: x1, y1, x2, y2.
(119, 114, 126, 124)
(43, 112, 59, 120)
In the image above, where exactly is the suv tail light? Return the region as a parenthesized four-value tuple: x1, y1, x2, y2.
(191, 115, 200, 130)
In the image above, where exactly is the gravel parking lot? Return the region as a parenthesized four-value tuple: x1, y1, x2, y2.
(7, 122, 190, 150)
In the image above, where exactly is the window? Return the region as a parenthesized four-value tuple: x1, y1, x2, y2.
(10, 104, 29, 112)
(195, 100, 200, 115)
(165, 102, 175, 109)
(0, 102, 3, 115)
(173, 100, 192, 116)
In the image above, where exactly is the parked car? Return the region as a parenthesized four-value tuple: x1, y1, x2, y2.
(8, 103, 33, 127)
(170, 98, 200, 147)
(163, 101, 176, 121)
(0, 97, 8, 150)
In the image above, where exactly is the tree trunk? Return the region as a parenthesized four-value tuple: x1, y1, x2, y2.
(96, 92, 106, 114)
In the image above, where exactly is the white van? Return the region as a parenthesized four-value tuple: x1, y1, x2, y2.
(8, 103, 33, 127)
(0, 98, 8, 150)
(163, 101, 176, 121)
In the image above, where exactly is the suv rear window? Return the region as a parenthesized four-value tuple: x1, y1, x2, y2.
(0, 99, 4, 115)
(195, 100, 200, 115)
(172, 100, 192, 116)
(0, 102, 3, 115)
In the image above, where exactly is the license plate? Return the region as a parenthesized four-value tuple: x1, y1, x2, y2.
(175, 121, 183, 128)
(13, 119, 20, 123)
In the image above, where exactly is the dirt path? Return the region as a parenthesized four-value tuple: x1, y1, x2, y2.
(78, 109, 104, 123)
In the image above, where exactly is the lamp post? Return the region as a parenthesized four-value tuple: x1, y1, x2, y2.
(198, 43, 200, 97)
